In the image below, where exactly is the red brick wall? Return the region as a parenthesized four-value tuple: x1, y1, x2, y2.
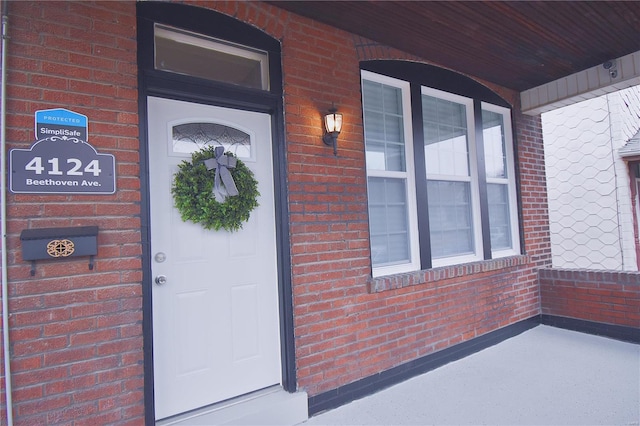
(0, 1, 552, 423)
(2, 1, 143, 424)
(540, 269, 640, 328)
(513, 110, 552, 267)
(270, 7, 550, 397)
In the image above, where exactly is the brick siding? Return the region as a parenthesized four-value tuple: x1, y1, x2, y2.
(0, 1, 552, 423)
(540, 268, 640, 328)
(272, 4, 550, 397)
(2, 1, 143, 424)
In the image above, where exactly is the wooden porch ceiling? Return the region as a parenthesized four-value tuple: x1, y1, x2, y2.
(271, 1, 640, 92)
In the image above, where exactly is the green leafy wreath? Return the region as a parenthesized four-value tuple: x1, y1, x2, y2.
(171, 146, 259, 232)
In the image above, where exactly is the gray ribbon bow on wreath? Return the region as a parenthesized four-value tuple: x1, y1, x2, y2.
(203, 146, 239, 203)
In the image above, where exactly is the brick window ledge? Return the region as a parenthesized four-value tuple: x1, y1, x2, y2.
(368, 255, 531, 293)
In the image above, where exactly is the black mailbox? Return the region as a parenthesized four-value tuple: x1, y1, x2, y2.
(20, 226, 98, 275)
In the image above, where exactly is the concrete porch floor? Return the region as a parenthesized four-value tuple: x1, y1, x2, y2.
(300, 325, 640, 425)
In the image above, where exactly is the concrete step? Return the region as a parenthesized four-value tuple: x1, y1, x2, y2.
(157, 386, 308, 426)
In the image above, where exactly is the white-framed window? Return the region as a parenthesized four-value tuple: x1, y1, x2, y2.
(481, 103, 520, 258)
(422, 87, 483, 267)
(361, 71, 420, 277)
(362, 68, 521, 276)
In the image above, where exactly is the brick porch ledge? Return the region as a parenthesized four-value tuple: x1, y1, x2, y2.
(368, 255, 531, 293)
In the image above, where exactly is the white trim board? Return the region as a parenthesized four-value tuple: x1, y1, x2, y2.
(522, 50, 640, 115)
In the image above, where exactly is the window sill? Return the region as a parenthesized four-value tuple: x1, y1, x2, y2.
(367, 255, 531, 293)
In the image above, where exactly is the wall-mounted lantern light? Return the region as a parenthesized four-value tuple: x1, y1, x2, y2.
(323, 106, 343, 156)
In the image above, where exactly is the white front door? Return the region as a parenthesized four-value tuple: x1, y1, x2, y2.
(147, 96, 281, 420)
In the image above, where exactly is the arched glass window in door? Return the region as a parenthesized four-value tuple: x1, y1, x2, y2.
(172, 122, 252, 159)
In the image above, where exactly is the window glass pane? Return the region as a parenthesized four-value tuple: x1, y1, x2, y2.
(427, 180, 474, 258)
(386, 145, 405, 172)
(172, 123, 252, 158)
(363, 80, 406, 172)
(369, 206, 388, 234)
(363, 80, 384, 111)
(367, 177, 410, 266)
(155, 25, 268, 90)
(482, 110, 507, 179)
(364, 110, 385, 142)
(383, 115, 403, 143)
(487, 183, 512, 250)
(365, 141, 387, 170)
(423, 95, 469, 177)
(387, 205, 408, 233)
(383, 85, 403, 114)
(388, 234, 410, 263)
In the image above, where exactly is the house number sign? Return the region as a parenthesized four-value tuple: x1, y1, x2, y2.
(9, 108, 116, 194)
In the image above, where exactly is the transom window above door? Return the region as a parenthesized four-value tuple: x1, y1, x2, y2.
(154, 24, 269, 90)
